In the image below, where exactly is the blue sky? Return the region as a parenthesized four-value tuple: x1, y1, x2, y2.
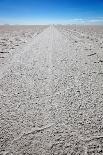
(0, 0, 103, 24)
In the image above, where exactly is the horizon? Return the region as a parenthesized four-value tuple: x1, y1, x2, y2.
(0, 0, 103, 25)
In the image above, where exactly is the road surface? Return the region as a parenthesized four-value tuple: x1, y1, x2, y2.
(0, 26, 103, 155)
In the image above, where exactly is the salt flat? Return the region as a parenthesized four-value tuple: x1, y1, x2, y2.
(0, 25, 103, 155)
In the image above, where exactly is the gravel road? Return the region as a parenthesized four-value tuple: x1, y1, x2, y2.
(0, 25, 103, 155)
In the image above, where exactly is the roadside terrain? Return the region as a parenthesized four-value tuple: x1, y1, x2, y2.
(0, 25, 103, 155)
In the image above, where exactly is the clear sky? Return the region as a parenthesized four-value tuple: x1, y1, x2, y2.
(0, 0, 103, 24)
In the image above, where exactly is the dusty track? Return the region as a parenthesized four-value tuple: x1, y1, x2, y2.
(0, 26, 103, 155)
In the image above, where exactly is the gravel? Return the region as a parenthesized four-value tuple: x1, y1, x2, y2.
(0, 25, 103, 155)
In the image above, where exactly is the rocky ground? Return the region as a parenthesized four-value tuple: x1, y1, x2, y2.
(0, 25, 103, 155)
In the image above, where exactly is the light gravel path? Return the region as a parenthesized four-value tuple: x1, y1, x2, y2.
(0, 26, 103, 155)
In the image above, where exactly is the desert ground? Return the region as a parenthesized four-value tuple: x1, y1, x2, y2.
(0, 25, 103, 155)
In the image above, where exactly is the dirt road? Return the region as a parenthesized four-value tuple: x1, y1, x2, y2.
(0, 26, 103, 154)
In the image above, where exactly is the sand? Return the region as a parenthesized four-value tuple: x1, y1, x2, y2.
(0, 25, 103, 155)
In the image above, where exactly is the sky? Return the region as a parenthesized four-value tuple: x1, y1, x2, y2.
(0, 0, 103, 24)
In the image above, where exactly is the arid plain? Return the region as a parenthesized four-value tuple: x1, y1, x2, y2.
(0, 25, 103, 155)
